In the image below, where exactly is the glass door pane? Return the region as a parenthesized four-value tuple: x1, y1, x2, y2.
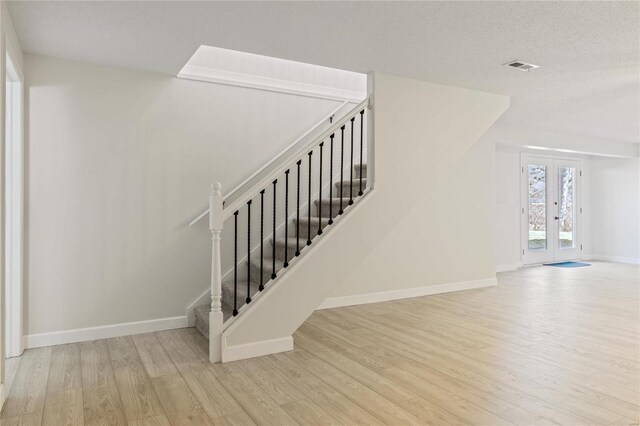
(528, 164, 547, 251)
(558, 166, 576, 249)
(522, 156, 581, 265)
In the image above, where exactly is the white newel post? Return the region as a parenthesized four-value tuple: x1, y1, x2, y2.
(209, 182, 224, 362)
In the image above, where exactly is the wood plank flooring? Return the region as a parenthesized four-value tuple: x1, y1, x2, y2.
(2, 261, 638, 425)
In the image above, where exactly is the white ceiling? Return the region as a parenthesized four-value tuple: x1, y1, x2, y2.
(8, 1, 640, 144)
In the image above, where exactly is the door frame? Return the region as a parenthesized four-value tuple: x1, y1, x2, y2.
(520, 153, 583, 266)
(4, 52, 24, 359)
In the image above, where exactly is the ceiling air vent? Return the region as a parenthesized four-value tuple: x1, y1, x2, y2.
(504, 60, 539, 72)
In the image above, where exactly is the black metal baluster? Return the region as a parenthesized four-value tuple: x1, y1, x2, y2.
(246, 200, 251, 304)
(339, 125, 345, 215)
(284, 170, 290, 268)
(359, 110, 364, 196)
(349, 117, 355, 205)
(271, 179, 277, 280)
(318, 142, 324, 235)
(259, 190, 265, 291)
(307, 151, 313, 245)
(233, 211, 238, 316)
(295, 160, 301, 256)
(328, 134, 334, 225)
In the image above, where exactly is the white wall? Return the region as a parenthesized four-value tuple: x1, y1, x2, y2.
(24, 54, 358, 337)
(493, 145, 521, 270)
(224, 72, 509, 350)
(591, 157, 640, 264)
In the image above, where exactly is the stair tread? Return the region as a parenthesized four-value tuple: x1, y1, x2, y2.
(296, 218, 330, 228)
(249, 254, 305, 271)
(249, 256, 280, 266)
(315, 197, 349, 202)
(221, 279, 259, 288)
(274, 236, 303, 244)
(296, 216, 329, 222)
(335, 178, 367, 185)
(221, 280, 262, 311)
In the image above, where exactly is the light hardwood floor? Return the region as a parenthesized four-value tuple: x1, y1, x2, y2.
(1, 261, 638, 425)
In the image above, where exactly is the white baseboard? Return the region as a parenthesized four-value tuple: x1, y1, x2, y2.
(317, 277, 497, 310)
(221, 336, 293, 362)
(26, 316, 187, 349)
(496, 263, 521, 273)
(588, 255, 640, 265)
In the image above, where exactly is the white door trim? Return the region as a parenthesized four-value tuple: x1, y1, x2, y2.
(4, 52, 24, 358)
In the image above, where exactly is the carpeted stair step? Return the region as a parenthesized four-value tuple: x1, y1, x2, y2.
(194, 302, 234, 340)
(195, 278, 261, 340)
(194, 304, 210, 339)
(354, 163, 367, 179)
(273, 237, 305, 261)
(249, 256, 284, 287)
(335, 178, 368, 198)
(295, 216, 331, 235)
(315, 198, 351, 219)
(222, 279, 262, 311)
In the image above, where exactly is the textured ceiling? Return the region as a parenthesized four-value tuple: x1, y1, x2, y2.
(8, 1, 640, 144)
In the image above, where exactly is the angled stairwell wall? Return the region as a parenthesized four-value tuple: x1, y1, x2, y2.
(223, 72, 509, 358)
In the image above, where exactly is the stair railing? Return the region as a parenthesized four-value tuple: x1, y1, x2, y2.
(190, 100, 352, 228)
(205, 97, 371, 362)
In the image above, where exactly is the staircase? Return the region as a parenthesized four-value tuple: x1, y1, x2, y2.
(194, 164, 368, 339)
(189, 97, 371, 361)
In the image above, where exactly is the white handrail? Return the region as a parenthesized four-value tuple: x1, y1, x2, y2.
(189, 98, 362, 228)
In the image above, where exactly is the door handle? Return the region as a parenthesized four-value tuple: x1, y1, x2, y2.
(554, 216, 559, 220)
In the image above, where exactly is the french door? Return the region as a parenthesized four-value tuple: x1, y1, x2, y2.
(521, 155, 582, 265)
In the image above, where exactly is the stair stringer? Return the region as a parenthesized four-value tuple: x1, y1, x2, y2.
(220, 188, 376, 362)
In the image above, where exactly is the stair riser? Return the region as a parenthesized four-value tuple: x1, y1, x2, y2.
(193, 288, 255, 340)
(335, 179, 367, 198)
(295, 218, 331, 235)
(194, 309, 209, 339)
(273, 240, 299, 262)
(354, 164, 367, 179)
(293, 221, 315, 238)
(315, 199, 349, 219)
(249, 260, 278, 287)
(222, 283, 254, 308)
